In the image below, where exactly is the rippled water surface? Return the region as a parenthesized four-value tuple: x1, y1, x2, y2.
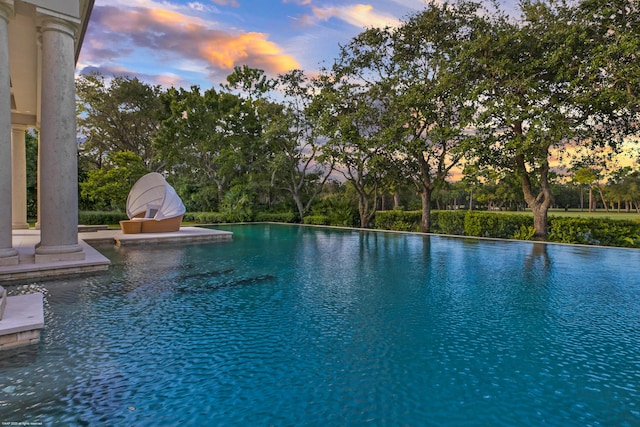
(1, 224, 639, 426)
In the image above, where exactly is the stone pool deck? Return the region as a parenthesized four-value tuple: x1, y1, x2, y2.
(0, 226, 232, 349)
(1, 226, 232, 283)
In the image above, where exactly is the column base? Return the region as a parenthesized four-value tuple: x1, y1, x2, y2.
(0, 248, 19, 266)
(12, 223, 30, 230)
(35, 244, 85, 263)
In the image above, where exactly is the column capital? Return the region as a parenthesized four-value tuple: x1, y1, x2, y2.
(36, 10, 80, 39)
(0, 1, 14, 24)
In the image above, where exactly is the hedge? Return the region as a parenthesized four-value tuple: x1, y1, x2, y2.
(548, 217, 640, 248)
(463, 212, 534, 239)
(78, 209, 640, 248)
(78, 210, 127, 225)
(373, 210, 640, 248)
(373, 210, 421, 231)
(254, 212, 298, 223)
(183, 212, 234, 224)
(303, 215, 331, 225)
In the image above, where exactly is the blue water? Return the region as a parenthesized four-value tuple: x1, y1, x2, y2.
(1, 224, 639, 426)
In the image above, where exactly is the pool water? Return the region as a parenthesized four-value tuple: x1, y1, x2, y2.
(1, 224, 639, 426)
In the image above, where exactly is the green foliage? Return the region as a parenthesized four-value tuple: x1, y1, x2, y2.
(309, 194, 358, 227)
(183, 212, 230, 224)
(512, 225, 536, 241)
(432, 211, 466, 235)
(373, 210, 640, 247)
(79, 151, 148, 211)
(78, 211, 127, 225)
(463, 212, 533, 239)
(25, 131, 38, 219)
(76, 72, 165, 170)
(374, 211, 421, 231)
(254, 212, 297, 223)
(303, 215, 331, 225)
(220, 185, 254, 222)
(548, 217, 640, 248)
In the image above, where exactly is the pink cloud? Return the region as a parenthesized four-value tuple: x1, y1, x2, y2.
(308, 4, 401, 28)
(85, 5, 300, 80)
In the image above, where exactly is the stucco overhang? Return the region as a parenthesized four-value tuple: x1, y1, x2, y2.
(8, 0, 94, 127)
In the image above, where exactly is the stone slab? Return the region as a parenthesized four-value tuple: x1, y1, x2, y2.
(0, 293, 44, 336)
(1, 227, 232, 283)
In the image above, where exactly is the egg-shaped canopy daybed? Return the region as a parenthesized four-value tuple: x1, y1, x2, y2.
(121, 172, 186, 233)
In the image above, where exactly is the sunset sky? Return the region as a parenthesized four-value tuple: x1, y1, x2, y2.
(77, 0, 518, 90)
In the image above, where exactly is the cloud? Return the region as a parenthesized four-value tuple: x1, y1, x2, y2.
(84, 4, 300, 82)
(210, 0, 240, 6)
(307, 3, 401, 29)
(283, 0, 313, 5)
(78, 64, 191, 88)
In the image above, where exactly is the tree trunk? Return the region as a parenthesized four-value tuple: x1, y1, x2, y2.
(420, 189, 432, 233)
(516, 153, 552, 240)
(531, 203, 549, 240)
(597, 186, 608, 213)
(394, 192, 400, 208)
(293, 194, 305, 223)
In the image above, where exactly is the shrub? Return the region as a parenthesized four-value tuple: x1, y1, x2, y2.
(303, 215, 330, 225)
(184, 212, 230, 224)
(374, 211, 421, 231)
(254, 212, 297, 223)
(309, 196, 358, 227)
(548, 217, 640, 248)
(220, 186, 254, 222)
(512, 225, 536, 241)
(371, 210, 640, 248)
(463, 212, 533, 239)
(78, 210, 127, 225)
(432, 211, 466, 235)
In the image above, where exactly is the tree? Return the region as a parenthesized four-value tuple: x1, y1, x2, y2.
(465, 0, 635, 239)
(312, 64, 392, 228)
(572, 167, 599, 211)
(389, 1, 482, 231)
(607, 167, 640, 212)
(79, 151, 148, 211)
(266, 70, 335, 220)
(575, 0, 639, 116)
(76, 72, 166, 171)
(154, 86, 262, 211)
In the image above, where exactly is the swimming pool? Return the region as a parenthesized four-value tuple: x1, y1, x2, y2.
(1, 224, 639, 426)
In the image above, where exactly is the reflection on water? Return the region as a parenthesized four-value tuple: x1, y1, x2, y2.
(1, 224, 639, 426)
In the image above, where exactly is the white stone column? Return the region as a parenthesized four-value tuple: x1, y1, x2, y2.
(35, 15, 84, 262)
(11, 127, 29, 229)
(0, 2, 19, 266)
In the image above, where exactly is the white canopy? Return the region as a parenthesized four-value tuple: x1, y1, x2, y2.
(126, 173, 186, 220)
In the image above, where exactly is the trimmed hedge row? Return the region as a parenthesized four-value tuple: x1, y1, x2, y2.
(373, 210, 640, 248)
(183, 211, 298, 224)
(547, 217, 640, 248)
(254, 212, 298, 223)
(79, 210, 127, 225)
(301, 215, 330, 225)
(78, 209, 640, 248)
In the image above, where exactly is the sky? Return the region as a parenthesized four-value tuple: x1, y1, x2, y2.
(77, 0, 518, 90)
